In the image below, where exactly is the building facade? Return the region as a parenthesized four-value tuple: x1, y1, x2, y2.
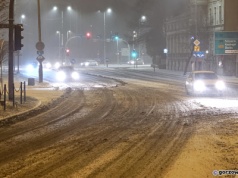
(164, 0, 238, 76)
(164, 0, 208, 72)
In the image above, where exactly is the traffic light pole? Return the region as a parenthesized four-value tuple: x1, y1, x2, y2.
(37, 0, 44, 83)
(8, 0, 14, 100)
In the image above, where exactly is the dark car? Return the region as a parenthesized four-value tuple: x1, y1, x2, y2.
(56, 66, 79, 82)
(185, 71, 226, 96)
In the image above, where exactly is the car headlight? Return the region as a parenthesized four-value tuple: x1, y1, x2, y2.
(54, 62, 61, 69)
(45, 62, 51, 69)
(85, 62, 89, 66)
(57, 71, 66, 81)
(193, 80, 206, 91)
(71, 71, 79, 80)
(215, 81, 225, 90)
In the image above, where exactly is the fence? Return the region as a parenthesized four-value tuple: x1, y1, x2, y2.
(0, 81, 26, 111)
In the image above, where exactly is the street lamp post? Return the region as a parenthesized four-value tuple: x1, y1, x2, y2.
(8, 0, 14, 100)
(116, 37, 119, 64)
(56, 31, 61, 61)
(103, 8, 111, 64)
(53, 5, 72, 65)
(138, 15, 146, 59)
(67, 30, 71, 42)
(133, 31, 137, 50)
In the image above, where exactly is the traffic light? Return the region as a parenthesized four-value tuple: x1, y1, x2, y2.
(86, 32, 91, 39)
(131, 49, 137, 58)
(66, 49, 70, 56)
(114, 36, 119, 41)
(14, 24, 24, 51)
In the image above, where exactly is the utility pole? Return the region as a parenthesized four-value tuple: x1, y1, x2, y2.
(8, 0, 14, 100)
(36, 0, 45, 83)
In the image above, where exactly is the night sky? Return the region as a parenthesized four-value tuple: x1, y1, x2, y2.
(14, 0, 187, 64)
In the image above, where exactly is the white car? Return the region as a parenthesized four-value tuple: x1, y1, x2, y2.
(56, 66, 79, 82)
(80, 60, 98, 67)
(185, 71, 226, 96)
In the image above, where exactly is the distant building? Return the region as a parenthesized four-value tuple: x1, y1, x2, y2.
(164, 0, 208, 72)
(164, 0, 238, 76)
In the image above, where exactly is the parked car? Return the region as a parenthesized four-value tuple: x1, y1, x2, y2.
(185, 71, 226, 96)
(80, 60, 99, 67)
(127, 58, 145, 65)
(56, 66, 79, 82)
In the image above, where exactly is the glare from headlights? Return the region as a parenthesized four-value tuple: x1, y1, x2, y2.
(193, 80, 206, 91)
(46, 62, 51, 69)
(215, 81, 225, 90)
(85, 62, 89, 66)
(57, 71, 66, 81)
(26, 64, 34, 71)
(71, 71, 79, 80)
(54, 62, 61, 69)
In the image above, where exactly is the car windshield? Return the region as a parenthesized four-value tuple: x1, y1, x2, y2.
(194, 73, 218, 80)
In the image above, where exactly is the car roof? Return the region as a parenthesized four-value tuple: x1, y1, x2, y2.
(192, 71, 215, 74)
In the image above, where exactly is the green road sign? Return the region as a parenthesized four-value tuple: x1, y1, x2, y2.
(215, 32, 238, 55)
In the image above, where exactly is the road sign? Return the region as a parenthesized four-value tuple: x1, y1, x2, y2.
(194, 45, 200, 52)
(193, 39, 200, 46)
(36, 55, 45, 63)
(193, 51, 205, 58)
(215, 31, 238, 55)
(70, 58, 76, 64)
(35, 41, 45, 51)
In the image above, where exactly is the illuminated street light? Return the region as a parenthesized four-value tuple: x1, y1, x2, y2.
(141, 15, 146, 22)
(52, 5, 73, 64)
(103, 8, 112, 63)
(56, 31, 61, 60)
(20, 14, 25, 23)
(53, 6, 57, 11)
(138, 15, 147, 58)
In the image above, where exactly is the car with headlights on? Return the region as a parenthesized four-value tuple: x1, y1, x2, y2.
(127, 58, 145, 65)
(56, 66, 79, 82)
(80, 60, 98, 67)
(185, 71, 226, 96)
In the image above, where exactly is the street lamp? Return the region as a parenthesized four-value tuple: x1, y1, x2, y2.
(138, 15, 147, 58)
(52, 5, 72, 64)
(114, 36, 119, 64)
(67, 30, 71, 41)
(20, 14, 25, 24)
(56, 31, 61, 61)
(103, 8, 112, 64)
(133, 31, 137, 50)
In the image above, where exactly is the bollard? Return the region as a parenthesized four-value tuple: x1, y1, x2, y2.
(20, 82, 22, 104)
(24, 81, 26, 102)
